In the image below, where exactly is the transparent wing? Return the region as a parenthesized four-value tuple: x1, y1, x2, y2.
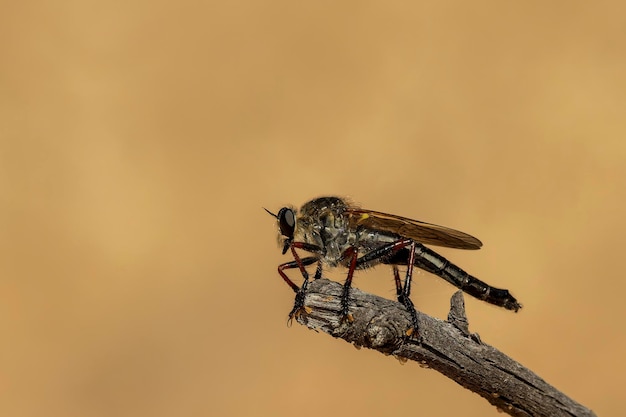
(347, 209, 482, 250)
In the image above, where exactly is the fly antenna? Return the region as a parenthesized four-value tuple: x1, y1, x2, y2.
(263, 207, 278, 218)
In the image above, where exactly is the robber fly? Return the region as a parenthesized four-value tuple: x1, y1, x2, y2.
(265, 196, 521, 334)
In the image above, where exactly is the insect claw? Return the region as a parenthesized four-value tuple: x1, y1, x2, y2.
(339, 312, 354, 324)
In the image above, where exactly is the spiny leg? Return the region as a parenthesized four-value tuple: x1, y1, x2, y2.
(398, 241, 419, 336)
(350, 238, 419, 334)
(337, 238, 419, 334)
(278, 255, 318, 323)
(339, 246, 359, 323)
(278, 242, 322, 324)
(278, 253, 319, 292)
(354, 238, 413, 269)
(392, 264, 419, 336)
(392, 265, 403, 299)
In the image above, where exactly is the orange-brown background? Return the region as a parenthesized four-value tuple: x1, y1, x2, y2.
(1, 2, 624, 416)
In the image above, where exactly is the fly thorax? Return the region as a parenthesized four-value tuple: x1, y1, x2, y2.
(318, 212, 351, 264)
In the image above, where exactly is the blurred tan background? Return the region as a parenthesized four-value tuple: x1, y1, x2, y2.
(1, 1, 624, 416)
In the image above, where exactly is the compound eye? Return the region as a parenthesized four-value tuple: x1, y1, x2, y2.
(277, 207, 296, 238)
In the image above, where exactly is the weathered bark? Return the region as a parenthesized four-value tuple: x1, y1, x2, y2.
(294, 279, 596, 417)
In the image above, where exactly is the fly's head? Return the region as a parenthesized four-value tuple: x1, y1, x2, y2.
(264, 206, 297, 254)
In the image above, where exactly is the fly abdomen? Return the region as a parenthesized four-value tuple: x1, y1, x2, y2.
(387, 244, 522, 312)
(440, 262, 522, 312)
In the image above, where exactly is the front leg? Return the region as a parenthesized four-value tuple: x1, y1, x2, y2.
(278, 255, 318, 324)
(277, 241, 323, 324)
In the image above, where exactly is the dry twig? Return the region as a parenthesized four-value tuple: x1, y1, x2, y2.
(294, 279, 596, 417)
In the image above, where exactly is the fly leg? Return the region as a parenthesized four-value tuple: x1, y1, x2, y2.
(397, 241, 420, 336)
(313, 260, 323, 279)
(349, 238, 420, 335)
(390, 266, 419, 337)
(339, 246, 359, 323)
(278, 241, 323, 324)
(392, 265, 403, 299)
(278, 256, 318, 324)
